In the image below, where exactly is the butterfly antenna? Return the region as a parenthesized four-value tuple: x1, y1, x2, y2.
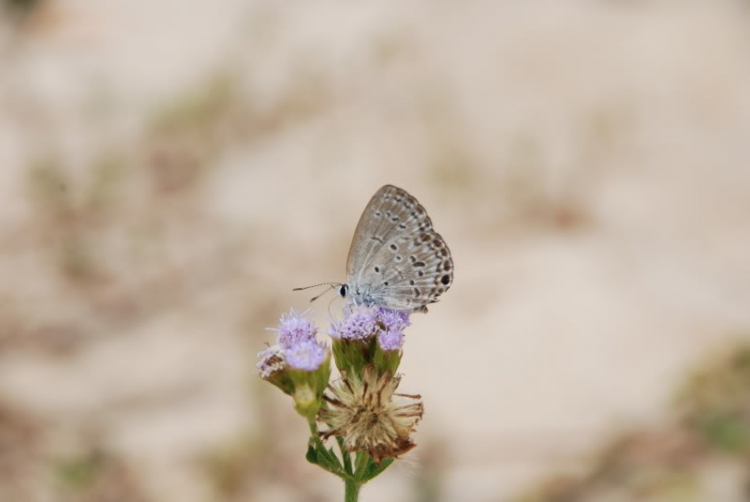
(292, 282, 341, 292)
(293, 282, 342, 303)
(309, 286, 336, 303)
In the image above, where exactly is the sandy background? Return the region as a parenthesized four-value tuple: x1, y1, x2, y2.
(1, 1, 750, 501)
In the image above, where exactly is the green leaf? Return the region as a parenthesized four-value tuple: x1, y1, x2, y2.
(328, 447, 343, 470)
(360, 457, 394, 482)
(305, 438, 347, 477)
(697, 412, 750, 454)
(305, 443, 319, 465)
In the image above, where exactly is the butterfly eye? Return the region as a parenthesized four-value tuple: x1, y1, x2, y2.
(339, 285, 348, 298)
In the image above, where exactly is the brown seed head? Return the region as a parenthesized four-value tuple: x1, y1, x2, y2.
(318, 365, 423, 464)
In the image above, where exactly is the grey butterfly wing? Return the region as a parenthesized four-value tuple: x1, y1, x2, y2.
(365, 225, 453, 311)
(346, 185, 454, 311)
(345, 185, 400, 281)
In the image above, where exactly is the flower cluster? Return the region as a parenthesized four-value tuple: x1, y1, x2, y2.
(256, 305, 423, 498)
(259, 309, 329, 372)
(257, 310, 330, 418)
(327, 306, 411, 377)
(329, 306, 410, 349)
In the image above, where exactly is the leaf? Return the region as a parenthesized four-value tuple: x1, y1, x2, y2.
(305, 439, 346, 477)
(360, 457, 394, 482)
(328, 447, 343, 470)
(306, 443, 319, 465)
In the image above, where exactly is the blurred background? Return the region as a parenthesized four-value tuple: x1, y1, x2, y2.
(1, 1, 750, 501)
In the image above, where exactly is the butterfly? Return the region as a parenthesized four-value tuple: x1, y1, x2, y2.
(334, 184, 454, 313)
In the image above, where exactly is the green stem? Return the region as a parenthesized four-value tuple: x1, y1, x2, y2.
(336, 436, 353, 475)
(344, 478, 361, 502)
(308, 420, 330, 457)
(344, 451, 371, 501)
(308, 419, 319, 439)
(354, 451, 370, 476)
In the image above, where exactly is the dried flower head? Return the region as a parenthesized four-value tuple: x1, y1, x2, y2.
(256, 344, 295, 395)
(256, 344, 286, 378)
(318, 365, 423, 464)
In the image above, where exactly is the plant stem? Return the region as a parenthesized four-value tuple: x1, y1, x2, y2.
(307, 420, 329, 456)
(344, 451, 371, 501)
(308, 419, 319, 438)
(344, 478, 361, 502)
(354, 450, 370, 475)
(336, 436, 353, 475)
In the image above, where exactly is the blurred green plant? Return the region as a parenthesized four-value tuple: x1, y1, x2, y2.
(677, 346, 750, 455)
(26, 155, 125, 282)
(26, 158, 95, 281)
(52, 449, 150, 502)
(3, 0, 42, 18)
(55, 453, 101, 491)
(151, 75, 237, 138)
(513, 343, 750, 502)
(202, 433, 263, 499)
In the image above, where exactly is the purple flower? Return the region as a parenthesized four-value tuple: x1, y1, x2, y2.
(286, 339, 328, 371)
(377, 308, 410, 332)
(256, 345, 286, 378)
(377, 329, 404, 351)
(328, 307, 378, 340)
(273, 309, 317, 350)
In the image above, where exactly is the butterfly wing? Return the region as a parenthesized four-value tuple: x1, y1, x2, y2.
(345, 185, 399, 281)
(346, 185, 454, 311)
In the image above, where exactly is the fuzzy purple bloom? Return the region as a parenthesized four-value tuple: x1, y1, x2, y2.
(273, 309, 317, 349)
(377, 308, 411, 332)
(377, 329, 404, 351)
(286, 339, 328, 371)
(375, 308, 409, 350)
(328, 307, 378, 340)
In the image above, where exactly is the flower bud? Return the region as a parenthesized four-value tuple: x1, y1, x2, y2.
(257, 311, 332, 419)
(293, 384, 319, 419)
(256, 345, 295, 395)
(328, 306, 410, 377)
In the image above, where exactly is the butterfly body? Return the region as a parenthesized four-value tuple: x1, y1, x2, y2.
(342, 185, 453, 312)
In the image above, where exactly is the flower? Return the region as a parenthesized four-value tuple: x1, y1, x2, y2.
(375, 308, 409, 351)
(377, 308, 410, 332)
(328, 307, 411, 343)
(258, 312, 331, 403)
(318, 365, 423, 464)
(377, 329, 404, 351)
(286, 339, 328, 371)
(328, 307, 378, 340)
(328, 307, 410, 375)
(273, 309, 317, 349)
